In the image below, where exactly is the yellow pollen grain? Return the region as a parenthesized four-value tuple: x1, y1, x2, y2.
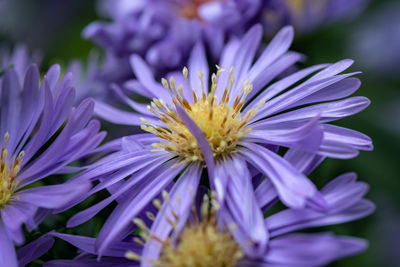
(141, 67, 262, 163)
(0, 133, 23, 207)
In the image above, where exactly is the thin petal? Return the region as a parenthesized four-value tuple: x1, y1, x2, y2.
(241, 143, 324, 209)
(141, 164, 202, 266)
(0, 221, 18, 267)
(17, 234, 55, 267)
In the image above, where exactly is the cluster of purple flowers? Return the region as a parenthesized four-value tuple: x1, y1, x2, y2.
(84, 0, 368, 81)
(0, 1, 374, 266)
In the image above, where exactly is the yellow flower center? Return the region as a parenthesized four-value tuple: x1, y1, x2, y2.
(177, 0, 221, 20)
(0, 133, 23, 207)
(127, 191, 243, 267)
(141, 67, 263, 163)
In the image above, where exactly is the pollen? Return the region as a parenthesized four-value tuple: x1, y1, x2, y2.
(141, 66, 263, 163)
(0, 133, 23, 207)
(126, 191, 244, 267)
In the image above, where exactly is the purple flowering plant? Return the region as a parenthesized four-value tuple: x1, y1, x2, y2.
(0, 1, 378, 266)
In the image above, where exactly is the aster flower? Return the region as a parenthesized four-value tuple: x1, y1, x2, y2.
(0, 64, 105, 267)
(84, 0, 262, 77)
(263, 0, 369, 34)
(66, 25, 372, 256)
(43, 173, 374, 266)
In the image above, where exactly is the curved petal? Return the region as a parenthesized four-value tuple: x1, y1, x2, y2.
(188, 42, 209, 96)
(0, 220, 18, 267)
(176, 105, 215, 178)
(17, 181, 91, 209)
(240, 143, 325, 210)
(264, 233, 367, 266)
(248, 115, 323, 152)
(94, 101, 159, 126)
(17, 234, 55, 267)
(95, 160, 185, 256)
(141, 164, 202, 266)
(220, 157, 269, 256)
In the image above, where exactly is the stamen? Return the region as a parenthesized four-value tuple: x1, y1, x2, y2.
(127, 190, 243, 267)
(141, 66, 262, 163)
(0, 132, 23, 207)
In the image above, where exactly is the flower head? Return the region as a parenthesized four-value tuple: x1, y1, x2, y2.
(128, 192, 243, 267)
(70, 25, 372, 257)
(142, 66, 261, 162)
(0, 63, 105, 267)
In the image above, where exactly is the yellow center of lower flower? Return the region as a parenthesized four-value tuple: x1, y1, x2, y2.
(141, 67, 263, 163)
(0, 133, 23, 207)
(177, 0, 221, 20)
(159, 216, 242, 267)
(127, 191, 244, 267)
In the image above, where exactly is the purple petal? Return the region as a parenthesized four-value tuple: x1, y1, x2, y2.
(0, 220, 18, 267)
(94, 100, 159, 126)
(1, 200, 37, 235)
(48, 233, 139, 257)
(188, 42, 209, 96)
(141, 164, 202, 266)
(253, 96, 370, 128)
(249, 115, 323, 152)
(0, 68, 21, 152)
(95, 160, 185, 256)
(254, 73, 358, 120)
(264, 233, 367, 266)
(228, 24, 263, 98)
(129, 55, 169, 100)
(245, 64, 328, 112)
(240, 143, 324, 209)
(17, 181, 91, 209)
(176, 105, 215, 178)
(284, 149, 325, 175)
(44, 64, 61, 90)
(248, 52, 302, 100)
(222, 157, 269, 256)
(67, 155, 172, 227)
(17, 234, 55, 266)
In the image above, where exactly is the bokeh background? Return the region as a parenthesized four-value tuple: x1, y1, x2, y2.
(0, 0, 399, 266)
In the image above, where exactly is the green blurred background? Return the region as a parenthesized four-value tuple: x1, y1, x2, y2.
(0, 0, 399, 266)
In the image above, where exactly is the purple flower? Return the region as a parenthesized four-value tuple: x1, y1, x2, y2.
(84, 0, 262, 77)
(263, 0, 369, 34)
(66, 25, 372, 256)
(0, 64, 105, 267)
(42, 173, 374, 266)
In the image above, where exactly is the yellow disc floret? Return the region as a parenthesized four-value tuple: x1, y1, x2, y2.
(0, 133, 23, 207)
(141, 66, 264, 163)
(126, 191, 244, 267)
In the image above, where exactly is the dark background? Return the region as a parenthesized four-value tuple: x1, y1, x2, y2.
(0, 0, 399, 266)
